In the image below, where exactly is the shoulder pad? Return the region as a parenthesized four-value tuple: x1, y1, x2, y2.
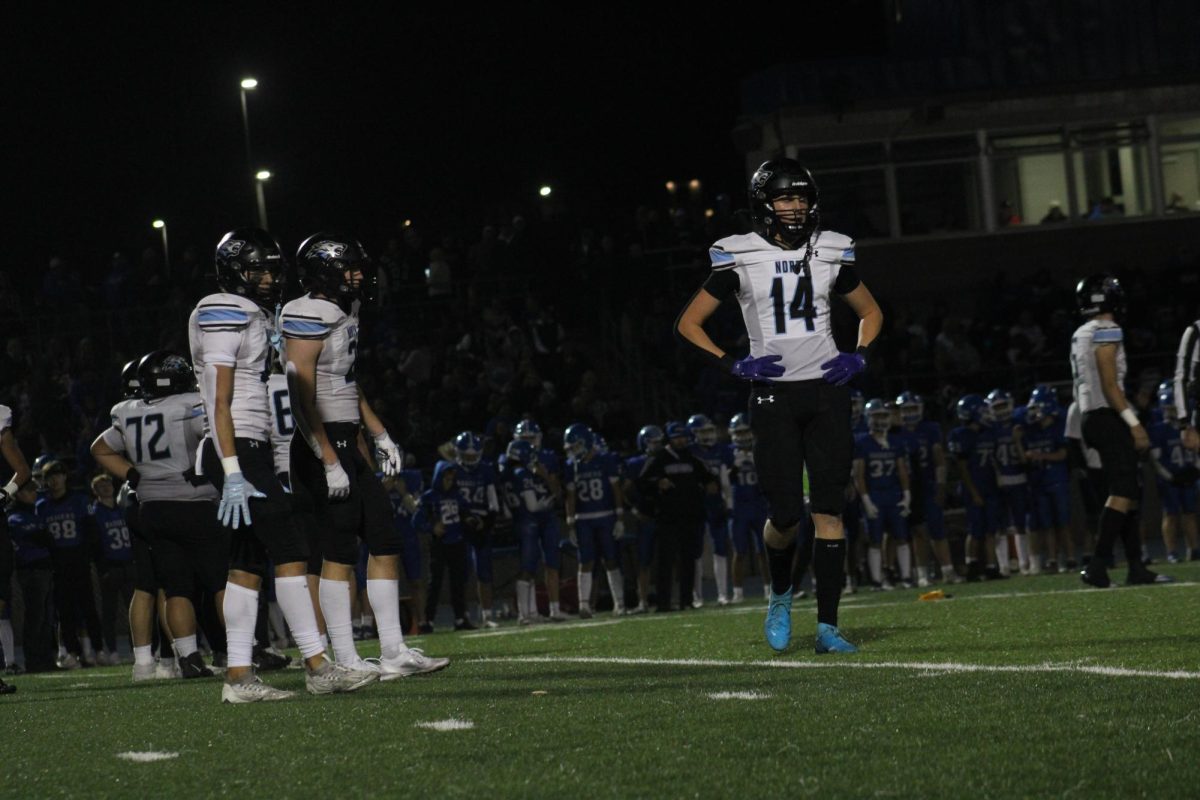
(196, 294, 257, 331)
(281, 296, 342, 340)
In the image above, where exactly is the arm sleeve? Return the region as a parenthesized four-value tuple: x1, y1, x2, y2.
(701, 269, 740, 302)
(833, 262, 861, 295)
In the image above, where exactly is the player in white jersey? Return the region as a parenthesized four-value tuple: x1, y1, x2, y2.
(284, 232, 447, 680)
(190, 227, 373, 703)
(91, 351, 226, 679)
(1174, 317, 1200, 452)
(676, 158, 882, 655)
(1070, 275, 1172, 588)
(1, 402, 33, 693)
(267, 369, 294, 484)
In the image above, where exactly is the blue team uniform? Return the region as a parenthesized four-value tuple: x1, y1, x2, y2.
(947, 425, 1000, 539)
(35, 492, 92, 555)
(1149, 421, 1198, 516)
(566, 453, 621, 564)
(624, 453, 656, 568)
(8, 505, 52, 567)
(532, 448, 565, 554)
(387, 468, 425, 582)
(690, 442, 729, 557)
(854, 432, 909, 544)
(897, 421, 947, 541)
(992, 420, 1030, 531)
(723, 444, 767, 555)
(456, 459, 500, 583)
(1023, 417, 1071, 530)
(414, 465, 470, 545)
(502, 464, 560, 573)
(90, 502, 133, 564)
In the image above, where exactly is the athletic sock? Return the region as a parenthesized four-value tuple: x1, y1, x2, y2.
(173, 634, 198, 658)
(1119, 509, 1144, 568)
(813, 538, 846, 627)
(367, 578, 405, 660)
(606, 568, 624, 610)
(732, 587, 745, 602)
(693, 559, 704, 602)
(765, 540, 797, 595)
(994, 539, 1010, 573)
(713, 554, 729, 600)
(578, 570, 593, 609)
(916, 565, 929, 582)
(222, 582, 259, 669)
(319, 578, 357, 663)
(516, 579, 531, 619)
(526, 581, 538, 617)
(0, 619, 13, 668)
(1014, 531, 1031, 571)
(1094, 506, 1126, 564)
(867, 547, 883, 584)
(549, 601, 561, 617)
(276, 575, 324, 660)
(133, 645, 154, 666)
(896, 543, 912, 580)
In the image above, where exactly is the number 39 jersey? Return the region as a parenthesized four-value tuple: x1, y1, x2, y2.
(189, 292, 276, 441)
(100, 393, 216, 503)
(705, 230, 859, 382)
(280, 295, 360, 424)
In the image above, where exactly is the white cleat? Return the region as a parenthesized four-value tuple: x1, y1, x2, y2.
(548, 611, 569, 623)
(716, 596, 730, 606)
(154, 658, 181, 680)
(378, 648, 450, 681)
(221, 674, 295, 704)
(917, 577, 931, 588)
(306, 660, 379, 695)
(482, 619, 500, 629)
(131, 662, 158, 682)
(613, 606, 626, 617)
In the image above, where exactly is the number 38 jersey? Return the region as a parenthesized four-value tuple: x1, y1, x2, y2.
(280, 295, 360, 424)
(704, 230, 860, 382)
(99, 393, 216, 503)
(188, 292, 276, 441)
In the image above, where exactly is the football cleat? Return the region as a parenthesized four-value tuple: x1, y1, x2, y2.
(179, 652, 214, 679)
(155, 658, 181, 679)
(482, 619, 501, 629)
(548, 610, 569, 623)
(454, 619, 477, 631)
(815, 623, 858, 654)
(252, 646, 291, 671)
(764, 588, 793, 653)
(578, 606, 593, 620)
(1080, 565, 1114, 589)
(221, 675, 295, 704)
(378, 648, 450, 681)
(131, 662, 158, 682)
(305, 660, 378, 695)
(1126, 567, 1175, 585)
(0, 678, 15, 695)
(57, 653, 81, 671)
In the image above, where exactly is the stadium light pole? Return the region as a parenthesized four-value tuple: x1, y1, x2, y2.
(255, 170, 271, 230)
(240, 77, 258, 218)
(152, 219, 170, 279)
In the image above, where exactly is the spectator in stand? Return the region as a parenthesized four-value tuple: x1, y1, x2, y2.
(1040, 202, 1068, 224)
(935, 317, 982, 377)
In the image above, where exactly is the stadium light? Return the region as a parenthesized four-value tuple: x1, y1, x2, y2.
(152, 219, 165, 229)
(689, 178, 702, 192)
(240, 77, 258, 90)
(255, 170, 271, 229)
(665, 180, 677, 193)
(239, 78, 259, 221)
(539, 185, 552, 198)
(256, 170, 272, 181)
(152, 219, 170, 276)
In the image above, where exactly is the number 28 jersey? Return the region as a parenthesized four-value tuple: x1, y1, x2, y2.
(99, 393, 216, 503)
(704, 230, 860, 382)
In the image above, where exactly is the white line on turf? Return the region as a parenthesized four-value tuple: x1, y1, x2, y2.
(414, 719, 475, 731)
(116, 751, 179, 763)
(708, 691, 772, 700)
(34, 672, 126, 680)
(477, 656, 1200, 681)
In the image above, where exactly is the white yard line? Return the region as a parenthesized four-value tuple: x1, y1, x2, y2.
(476, 655, 1200, 680)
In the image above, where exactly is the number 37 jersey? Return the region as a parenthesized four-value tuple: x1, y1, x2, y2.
(705, 230, 859, 382)
(100, 393, 216, 503)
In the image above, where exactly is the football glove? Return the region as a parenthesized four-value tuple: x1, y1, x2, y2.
(820, 352, 866, 386)
(898, 490, 911, 518)
(373, 431, 402, 477)
(612, 520, 627, 541)
(730, 354, 785, 382)
(218, 472, 266, 529)
(324, 460, 351, 500)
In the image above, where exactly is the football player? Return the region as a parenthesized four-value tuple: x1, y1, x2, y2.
(621, 424, 663, 614)
(284, 232, 447, 677)
(1, 402, 33, 686)
(1173, 316, 1200, 452)
(947, 395, 1004, 581)
(721, 414, 768, 603)
(453, 431, 502, 628)
(853, 400, 913, 589)
(501, 440, 559, 624)
(893, 392, 958, 586)
(987, 389, 1032, 574)
(7, 483, 55, 674)
(87, 474, 134, 666)
(1148, 380, 1198, 563)
(190, 227, 369, 702)
(1022, 388, 1073, 572)
(563, 424, 626, 618)
(513, 420, 567, 620)
(1071, 275, 1172, 587)
(687, 414, 730, 607)
(675, 158, 882, 653)
(413, 460, 478, 630)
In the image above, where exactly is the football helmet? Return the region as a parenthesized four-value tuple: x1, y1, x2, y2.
(563, 423, 594, 459)
(687, 414, 717, 447)
(865, 399, 892, 434)
(505, 439, 536, 467)
(664, 421, 690, 443)
(956, 394, 986, 423)
(850, 389, 865, 428)
(728, 413, 753, 448)
(1028, 385, 1057, 407)
(453, 431, 482, 466)
(120, 358, 142, 400)
(593, 433, 609, 455)
(636, 425, 664, 455)
(137, 351, 196, 398)
(748, 158, 820, 248)
(514, 419, 543, 449)
(895, 391, 923, 427)
(215, 227, 286, 309)
(1075, 274, 1125, 317)
(295, 233, 374, 305)
(1157, 379, 1178, 422)
(985, 389, 1014, 424)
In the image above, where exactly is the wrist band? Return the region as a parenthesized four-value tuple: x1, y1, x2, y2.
(220, 456, 241, 476)
(566, 515, 576, 525)
(2, 478, 18, 497)
(1120, 408, 1140, 429)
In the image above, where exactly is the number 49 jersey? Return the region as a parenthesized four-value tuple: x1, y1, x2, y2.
(706, 230, 860, 382)
(100, 393, 216, 503)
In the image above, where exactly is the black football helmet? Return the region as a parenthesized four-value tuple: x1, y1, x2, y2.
(1075, 274, 1126, 317)
(295, 233, 375, 305)
(749, 158, 820, 247)
(120, 358, 141, 399)
(215, 227, 286, 309)
(137, 350, 196, 398)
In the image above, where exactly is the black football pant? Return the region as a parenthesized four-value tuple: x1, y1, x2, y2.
(17, 565, 54, 671)
(52, 553, 102, 658)
(426, 539, 468, 623)
(98, 562, 136, 653)
(655, 517, 703, 611)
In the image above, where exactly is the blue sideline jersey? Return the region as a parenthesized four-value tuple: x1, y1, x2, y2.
(566, 453, 620, 518)
(90, 502, 133, 563)
(35, 492, 91, 552)
(947, 425, 998, 495)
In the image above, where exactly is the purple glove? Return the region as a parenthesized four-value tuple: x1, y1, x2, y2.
(731, 354, 785, 381)
(820, 352, 866, 385)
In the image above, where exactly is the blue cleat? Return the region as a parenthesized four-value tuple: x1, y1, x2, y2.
(764, 588, 793, 652)
(815, 622, 858, 654)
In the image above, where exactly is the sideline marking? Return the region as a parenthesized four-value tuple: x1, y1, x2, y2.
(708, 691, 772, 700)
(415, 719, 475, 731)
(116, 751, 179, 763)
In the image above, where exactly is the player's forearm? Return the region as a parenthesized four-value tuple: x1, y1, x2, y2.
(357, 387, 386, 438)
(92, 448, 134, 482)
(1, 432, 31, 489)
(293, 370, 335, 462)
(855, 305, 883, 351)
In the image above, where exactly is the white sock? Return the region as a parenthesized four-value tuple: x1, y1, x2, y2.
(320, 633, 330, 652)
(868, 547, 883, 584)
(606, 568, 624, 610)
(1030, 554, 1043, 572)
(223, 582, 259, 669)
(516, 579, 531, 619)
(527, 581, 538, 617)
(276, 575, 324, 660)
(897, 544, 912, 579)
(133, 645, 154, 666)
(713, 555, 729, 600)
(0, 619, 13, 668)
(81, 636, 95, 659)
(693, 559, 703, 601)
(916, 565, 929, 582)
(578, 570, 593, 609)
(319, 578, 358, 663)
(1014, 532, 1031, 570)
(994, 540, 1010, 572)
(733, 587, 745, 602)
(481, 608, 493, 621)
(174, 634, 198, 658)
(367, 578, 405, 660)
(942, 563, 957, 577)
(549, 601, 560, 616)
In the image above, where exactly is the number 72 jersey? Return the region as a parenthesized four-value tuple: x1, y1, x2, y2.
(99, 392, 216, 503)
(708, 230, 858, 382)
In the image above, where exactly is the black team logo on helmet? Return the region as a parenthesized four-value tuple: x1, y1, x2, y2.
(137, 351, 197, 399)
(296, 232, 376, 308)
(1075, 274, 1126, 317)
(749, 158, 821, 264)
(214, 227, 286, 310)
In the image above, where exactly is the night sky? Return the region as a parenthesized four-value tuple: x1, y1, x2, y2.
(14, 6, 888, 266)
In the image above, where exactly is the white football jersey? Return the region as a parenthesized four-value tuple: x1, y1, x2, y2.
(267, 373, 294, 476)
(102, 393, 216, 503)
(0, 404, 12, 433)
(1070, 319, 1125, 413)
(280, 295, 360, 424)
(709, 230, 855, 381)
(188, 293, 275, 441)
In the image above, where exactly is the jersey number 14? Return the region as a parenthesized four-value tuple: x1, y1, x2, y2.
(770, 267, 816, 334)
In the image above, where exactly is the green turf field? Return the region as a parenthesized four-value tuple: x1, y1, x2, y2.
(5, 564, 1199, 799)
